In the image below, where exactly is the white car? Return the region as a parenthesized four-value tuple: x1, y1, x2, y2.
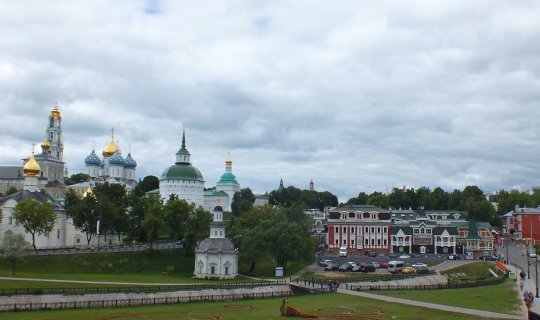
(346, 261, 357, 268)
(319, 259, 332, 267)
(412, 262, 427, 269)
(530, 252, 537, 258)
(399, 254, 411, 259)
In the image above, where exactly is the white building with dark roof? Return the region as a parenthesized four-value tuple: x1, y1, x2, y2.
(193, 207, 238, 279)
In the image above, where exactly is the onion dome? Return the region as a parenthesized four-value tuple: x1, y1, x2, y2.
(219, 172, 238, 184)
(50, 105, 62, 119)
(84, 149, 102, 166)
(161, 164, 204, 181)
(124, 153, 137, 168)
(102, 138, 121, 157)
(23, 152, 41, 177)
(41, 138, 51, 150)
(108, 150, 125, 165)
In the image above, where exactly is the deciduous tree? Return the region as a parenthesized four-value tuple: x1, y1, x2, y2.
(12, 198, 56, 254)
(1, 230, 29, 275)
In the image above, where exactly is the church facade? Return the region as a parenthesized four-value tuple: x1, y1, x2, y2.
(158, 131, 240, 212)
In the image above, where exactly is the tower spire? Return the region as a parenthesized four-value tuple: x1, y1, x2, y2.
(182, 129, 186, 148)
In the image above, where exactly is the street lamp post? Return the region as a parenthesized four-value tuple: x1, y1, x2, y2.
(527, 246, 531, 279)
(97, 199, 102, 251)
(506, 233, 510, 265)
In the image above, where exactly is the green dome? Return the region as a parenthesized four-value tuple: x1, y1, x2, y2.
(161, 163, 204, 181)
(218, 172, 238, 184)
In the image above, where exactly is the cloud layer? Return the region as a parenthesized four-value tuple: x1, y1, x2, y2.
(1, 1, 540, 200)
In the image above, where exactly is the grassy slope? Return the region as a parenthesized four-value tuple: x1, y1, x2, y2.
(375, 262, 519, 314)
(0, 249, 308, 287)
(376, 279, 520, 314)
(3, 292, 490, 320)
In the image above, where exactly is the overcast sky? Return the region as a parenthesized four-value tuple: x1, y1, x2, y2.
(1, 1, 539, 201)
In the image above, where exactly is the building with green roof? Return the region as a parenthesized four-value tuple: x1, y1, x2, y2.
(159, 130, 205, 206)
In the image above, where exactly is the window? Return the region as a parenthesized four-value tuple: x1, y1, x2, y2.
(393, 236, 396, 242)
(351, 239, 355, 245)
(335, 239, 339, 245)
(420, 228, 425, 234)
(211, 266, 215, 275)
(413, 229, 419, 234)
(377, 227, 381, 233)
(76, 238, 81, 244)
(225, 266, 229, 275)
(383, 227, 387, 233)
(57, 229, 60, 239)
(371, 239, 375, 245)
(371, 227, 375, 233)
(426, 229, 432, 234)
(365, 227, 369, 233)
(351, 228, 355, 234)
(335, 227, 339, 233)
(384, 239, 387, 246)
(343, 227, 347, 233)
(377, 239, 381, 245)
(343, 239, 347, 245)
(365, 239, 369, 245)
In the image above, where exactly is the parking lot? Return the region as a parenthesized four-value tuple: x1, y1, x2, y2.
(316, 251, 448, 273)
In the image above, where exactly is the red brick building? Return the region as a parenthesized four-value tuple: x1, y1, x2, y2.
(327, 205, 391, 254)
(503, 205, 540, 245)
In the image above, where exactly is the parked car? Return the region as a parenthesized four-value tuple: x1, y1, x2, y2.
(367, 250, 377, 257)
(379, 262, 389, 269)
(415, 266, 430, 274)
(402, 266, 416, 274)
(411, 262, 427, 269)
(324, 263, 338, 271)
(339, 263, 353, 272)
(360, 264, 376, 273)
(447, 254, 459, 260)
(339, 246, 348, 257)
(319, 259, 332, 267)
(480, 256, 497, 261)
(530, 252, 537, 258)
(399, 254, 411, 259)
(351, 265, 362, 272)
(369, 262, 380, 269)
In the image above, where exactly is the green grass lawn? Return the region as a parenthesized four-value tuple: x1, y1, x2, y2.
(374, 278, 520, 314)
(0, 248, 309, 284)
(441, 261, 504, 282)
(1, 292, 494, 320)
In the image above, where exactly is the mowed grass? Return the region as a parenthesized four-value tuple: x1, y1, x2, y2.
(374, 278, 520, 314)
(1, 292, 493, 320)
(0, 249, 306, 285)
(441, 261, 501, 281)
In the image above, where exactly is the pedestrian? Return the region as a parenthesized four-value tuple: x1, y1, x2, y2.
(520, 280, 524, 292)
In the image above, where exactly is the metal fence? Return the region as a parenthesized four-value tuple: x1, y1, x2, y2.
(0, 281, 286, 296)
(349, 276, 507, 291)
(0, 290, 296, 312)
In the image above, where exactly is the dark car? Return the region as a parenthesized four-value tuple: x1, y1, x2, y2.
(447, 254, 459, 260)
(480, 256, 497, 261)
(360, 264, 376, 273)
(324, 263, 338, 271)
(339, 263, 353, 272)
(367, 251, 377, 257)
(415, 266, 430, 274)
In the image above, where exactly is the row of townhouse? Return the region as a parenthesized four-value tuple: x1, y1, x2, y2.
(326, 205, 495, 258)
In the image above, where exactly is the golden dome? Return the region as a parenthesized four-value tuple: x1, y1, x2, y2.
(102, 138, 121, 157)
(50, 104, 62, 119)
(225, 152, 232, 165)
(23, 152, 41, 177)
(41, 139, 51, 149)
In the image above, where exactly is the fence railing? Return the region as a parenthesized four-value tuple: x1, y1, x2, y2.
(349, 276, 507, 291)
(0, 281, 286, 297)
(0, 290, 296, 312)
